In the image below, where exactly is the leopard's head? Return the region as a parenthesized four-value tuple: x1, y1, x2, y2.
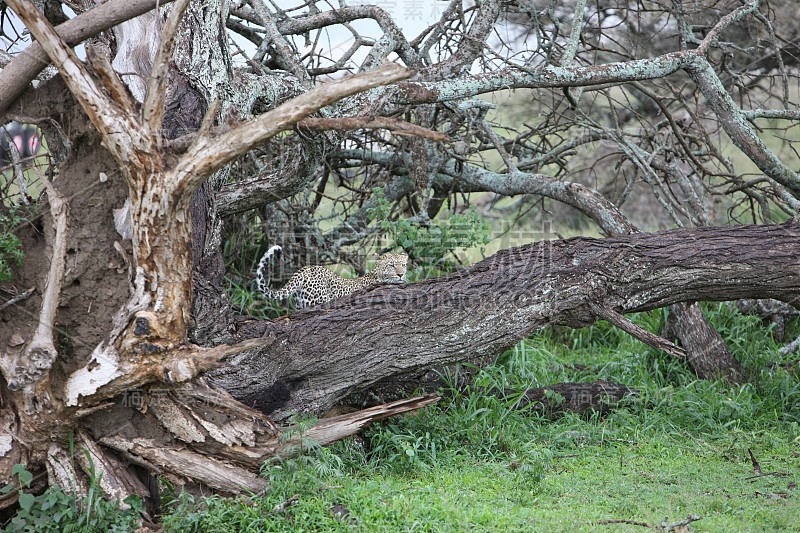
(372, 253, 408, 284)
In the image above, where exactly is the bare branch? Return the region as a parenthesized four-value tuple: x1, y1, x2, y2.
(561, 0, 587, 67)
(248, 0, 309, 84)
(688, 57, 800, 196)
(744, 109, 800, 120)
(167, 115, 447, 154)
(442, 159, 638, 235)
(5, 0, 148, 166)
(429, 0, 502, 78)
(590, 304, 687, 359)
(696, 0, 760, 55)
(142, 0, 193, 139)
(269, 5, 422, 69)
(0, 0, 175, 116)
(85, 45, 137, 116)
(297, 117, 449, 142)
(171, 63, 414, 198)
(394, 52, 697, 104)
(0, 287, 35, 313)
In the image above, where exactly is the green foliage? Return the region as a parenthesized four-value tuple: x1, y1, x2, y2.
(1, 462, 143, 532)
(0, 207, 24, 282)
(162, 309, 800, 531)
(367, 187, 491, 278)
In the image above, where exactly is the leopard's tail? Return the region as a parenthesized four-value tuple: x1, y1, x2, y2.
(256, 245, 284, 299)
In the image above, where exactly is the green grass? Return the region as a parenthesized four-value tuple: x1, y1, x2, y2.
(162, 304, 800, 532)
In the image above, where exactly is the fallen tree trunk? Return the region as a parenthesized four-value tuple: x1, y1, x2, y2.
(211, 222, 800, 421)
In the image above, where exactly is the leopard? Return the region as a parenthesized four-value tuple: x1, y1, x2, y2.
(256, 245, 408, 309)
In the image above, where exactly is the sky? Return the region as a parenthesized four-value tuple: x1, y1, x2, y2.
(246, 0, 455, 68)
(1, 0, 454, 66)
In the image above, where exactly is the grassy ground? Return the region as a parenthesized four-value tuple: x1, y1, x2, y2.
(161, 306, 800, 532)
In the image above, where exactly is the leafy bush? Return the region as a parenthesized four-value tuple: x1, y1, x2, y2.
(367, 187, 491, 278)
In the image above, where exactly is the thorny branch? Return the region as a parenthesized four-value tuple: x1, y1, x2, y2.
(211, 0, 800, 282)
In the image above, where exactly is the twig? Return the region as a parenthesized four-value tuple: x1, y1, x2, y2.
(297, 117, 449, 142)
(273, 494, 300, 513)
(597, 514, 702, 531)
(0, 287, 35, 313)
(596, 519, 652, 528)
(745, 449, 790, 480)
(748, 448, 763, 475)
(659, 514, 702, 531)
(479, 120, 517, 173)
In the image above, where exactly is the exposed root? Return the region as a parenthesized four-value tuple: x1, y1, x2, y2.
(99, 435, 268, 494)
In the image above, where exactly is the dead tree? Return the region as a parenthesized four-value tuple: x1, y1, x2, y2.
(0, 0, 437, 508)
(0, 0, 799, 512)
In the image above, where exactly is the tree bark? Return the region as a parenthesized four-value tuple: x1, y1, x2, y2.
(665, 302, 742, 380)
(327, 158, 743, 380)
(210, 222, 800, 421)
